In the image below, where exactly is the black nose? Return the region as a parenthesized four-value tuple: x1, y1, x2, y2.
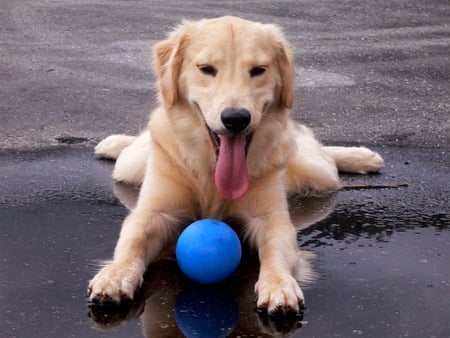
(220, 108, 251, 133)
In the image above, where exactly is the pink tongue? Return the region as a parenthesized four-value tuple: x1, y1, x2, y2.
(215, 134, 249, 200)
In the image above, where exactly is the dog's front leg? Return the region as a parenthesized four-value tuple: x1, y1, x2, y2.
(87, 209, 179, 303)
(253, 213, 304, 314)
(238, 174, 305, 314)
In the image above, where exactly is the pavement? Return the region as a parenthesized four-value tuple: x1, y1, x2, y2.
(0, 1, 449, 337)
(1, 0, 449, 150)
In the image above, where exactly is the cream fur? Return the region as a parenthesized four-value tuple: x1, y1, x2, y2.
(88, 16, 384, 314)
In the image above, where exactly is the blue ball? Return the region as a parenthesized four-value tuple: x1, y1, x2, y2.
(176, 219, 242, 284)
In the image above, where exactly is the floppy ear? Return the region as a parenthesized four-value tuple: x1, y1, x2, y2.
(153, 24, 190, 108)
(277, 42, 295, 109)
(271, 28, 295, 110)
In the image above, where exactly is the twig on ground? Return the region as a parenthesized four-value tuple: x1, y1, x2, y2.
(341, 183, 409, 190)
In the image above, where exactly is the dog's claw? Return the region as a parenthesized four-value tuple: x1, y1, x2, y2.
(255, 273, 305, 315)
(87, 263, 143, 305)
(257, 302, 304, 317)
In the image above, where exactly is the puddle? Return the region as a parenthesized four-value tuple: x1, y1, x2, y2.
(0, 146, 448, 337)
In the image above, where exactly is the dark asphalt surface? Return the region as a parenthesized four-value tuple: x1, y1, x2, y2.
(1, 0, 449, 149)
(0, 147, 448, 337)
(0, 1, 449, 337)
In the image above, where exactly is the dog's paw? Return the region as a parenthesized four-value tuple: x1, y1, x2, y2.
(352, 147, 384, 174)
(87, 263, 143, 304)
(334, 147, 384, 174)
(255, 273, 304, 315)
(95, 135, 136, 160)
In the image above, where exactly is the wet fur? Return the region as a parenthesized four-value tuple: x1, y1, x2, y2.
(88, 16, 384, 314)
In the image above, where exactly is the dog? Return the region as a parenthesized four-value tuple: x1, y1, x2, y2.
(88, 16, 384, 315)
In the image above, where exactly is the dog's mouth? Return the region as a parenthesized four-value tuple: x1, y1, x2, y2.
(207, 126, 253, 200)
(207, 128, 253, 158)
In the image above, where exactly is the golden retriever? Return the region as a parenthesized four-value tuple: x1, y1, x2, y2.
(88, 16, 384, 314)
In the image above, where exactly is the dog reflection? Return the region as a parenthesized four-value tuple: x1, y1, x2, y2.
(88, 182, 335, 337)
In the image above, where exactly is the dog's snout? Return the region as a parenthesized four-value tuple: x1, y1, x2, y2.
(221, 108, 251, 133)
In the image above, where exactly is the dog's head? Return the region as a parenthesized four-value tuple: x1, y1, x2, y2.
(154, 16, 295, 199)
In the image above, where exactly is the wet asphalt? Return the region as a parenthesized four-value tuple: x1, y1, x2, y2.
(0, 1, 449, 337)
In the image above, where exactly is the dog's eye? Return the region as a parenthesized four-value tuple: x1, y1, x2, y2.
(198, 64, 217, 76)
(249, 66, 266, 77)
